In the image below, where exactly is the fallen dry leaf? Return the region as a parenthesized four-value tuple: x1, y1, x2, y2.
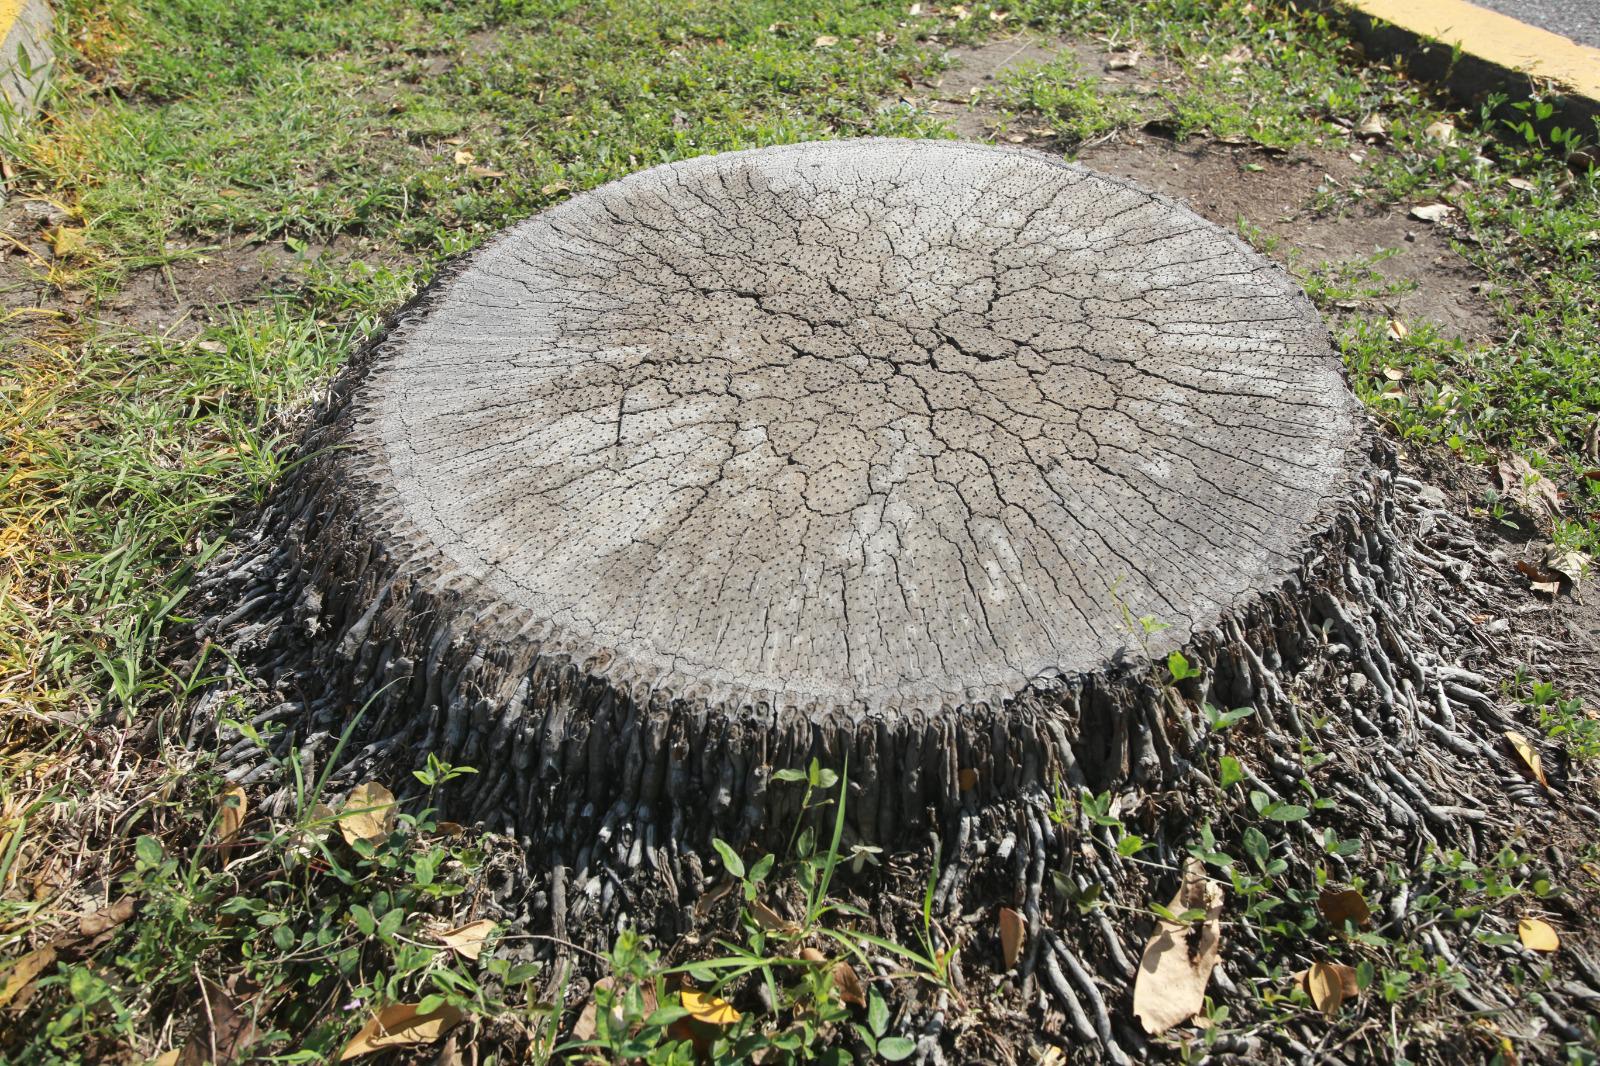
(1317, 888, 1371, 930)
(452, 148, 475, 166)
(340, 1003, 464, 1060)
(1106, 51, 1140, 71)
(436, 919, 496, 961)
(1506, 176, 1536, 192)
(1544, 545, 1591, 589)
(541, 181, 571, 196)
(178, 977, 259, 1065)
(0, 946, 57, 1010)
(1497, 453, 1562, 524)
(1385, 317, 1409, 341)
(1424, 120, 1457, 145)
(1505, 731, 1549, 788)
(681, 988, 740, 1026)
(339, 782, 397, 846)
(813, 35, 838, 47)
(1303, 961, 1359, 1016)
(750, 899, 793, 933)
(1133, 858, 1224, 1035)
(833, 959, 866, 1007)
(79, 897, 136, 940)
(1409, 203, 1453, 223)
(468, 166, 507, 179)
(999, 906, 1024, 969)
(1356, 113, 1387, 140)
(1518, 917, 1560, 953)
(571, 977, 613, 1041)
(433, 1034, 464, 1066)
(218, 786, 247, 855)
(49, 226, 89, 259)
(154, 1051, 180, 1066)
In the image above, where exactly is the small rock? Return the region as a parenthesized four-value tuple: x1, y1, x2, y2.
(1416, 484, 1448, 508)
(20, 199, 68, 228)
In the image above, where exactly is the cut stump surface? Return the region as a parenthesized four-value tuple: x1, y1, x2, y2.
(345, 139, 1358, 713)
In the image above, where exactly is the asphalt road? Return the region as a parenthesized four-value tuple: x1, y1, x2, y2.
(1471, 0, 1600, 48)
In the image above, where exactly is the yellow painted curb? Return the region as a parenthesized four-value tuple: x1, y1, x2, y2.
(0, 0, 50, 135)
(1346, 0, 1600, 104)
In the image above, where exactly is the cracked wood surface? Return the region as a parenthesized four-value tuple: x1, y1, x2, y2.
(349, 139, 1360, 713)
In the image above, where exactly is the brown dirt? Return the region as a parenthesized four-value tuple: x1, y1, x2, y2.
(924, 37, 1497, 345)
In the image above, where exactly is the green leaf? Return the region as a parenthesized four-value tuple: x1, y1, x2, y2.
(877, 1036, 917, 1062)
(1218, 756, 1243, 790)
(645, 1004, 690, 1027)
(712, 838, 745, 880)
(1116, 834, 1145, 857)
(772, 768, 807, 783)
(377, 907, 404, 939)
(1262, 802, 1310, 822)
(1166, 650, 1192, 681)
(135, 835, 163, 866)
(351, 904, 376, 936)
(1242, 827, 1270, 871)
(867, 989, 890, 1038)
(748, 853, 775, 884)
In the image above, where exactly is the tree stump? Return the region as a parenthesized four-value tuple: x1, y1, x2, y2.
(191, 138, 1422, 956)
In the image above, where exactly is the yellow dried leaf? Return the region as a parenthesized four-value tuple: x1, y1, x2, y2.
(681, 988, 740, 1025)
(437, 919, 496, 961)
(49, 226, 89, 259)
(453, 148, 475, 166)
(998, 906, 1024, 969)
(339, 782, 397, 845)
(1385, 319, 1408, 343)
(541, 181, 571, 196)
(340, 1003, 464, 1060)
(1518, 917, 1559, 952)
(1507, 177, 1536, 192)
(0, 946, 57, 1009)
(218, 785, 247, 852)
(153, 1051, 180, 1066)
(813, 35, 838, 47)
(1504, 731, 1548, 788)
(1304, 961, 1358, 1016)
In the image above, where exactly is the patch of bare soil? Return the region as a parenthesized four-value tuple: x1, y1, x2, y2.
(923, 37, 1496, 344)
(1081, 135, 1495, 341)
(0, 195, 367, 340)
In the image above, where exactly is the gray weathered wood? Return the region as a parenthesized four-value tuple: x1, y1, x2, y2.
(340, 138, 1357, 713)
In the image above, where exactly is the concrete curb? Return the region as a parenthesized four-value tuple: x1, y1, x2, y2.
(0, 0, 52, 139)
(1329, 0, 1600, 137)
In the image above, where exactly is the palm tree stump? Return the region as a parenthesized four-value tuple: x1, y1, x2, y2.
(188, 142, 1547, 1056)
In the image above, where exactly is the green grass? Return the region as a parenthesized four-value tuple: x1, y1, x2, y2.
(2, 0, 1599, 1061)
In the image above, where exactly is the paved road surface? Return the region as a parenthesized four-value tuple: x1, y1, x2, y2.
(1471, 0, 1600, 48)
